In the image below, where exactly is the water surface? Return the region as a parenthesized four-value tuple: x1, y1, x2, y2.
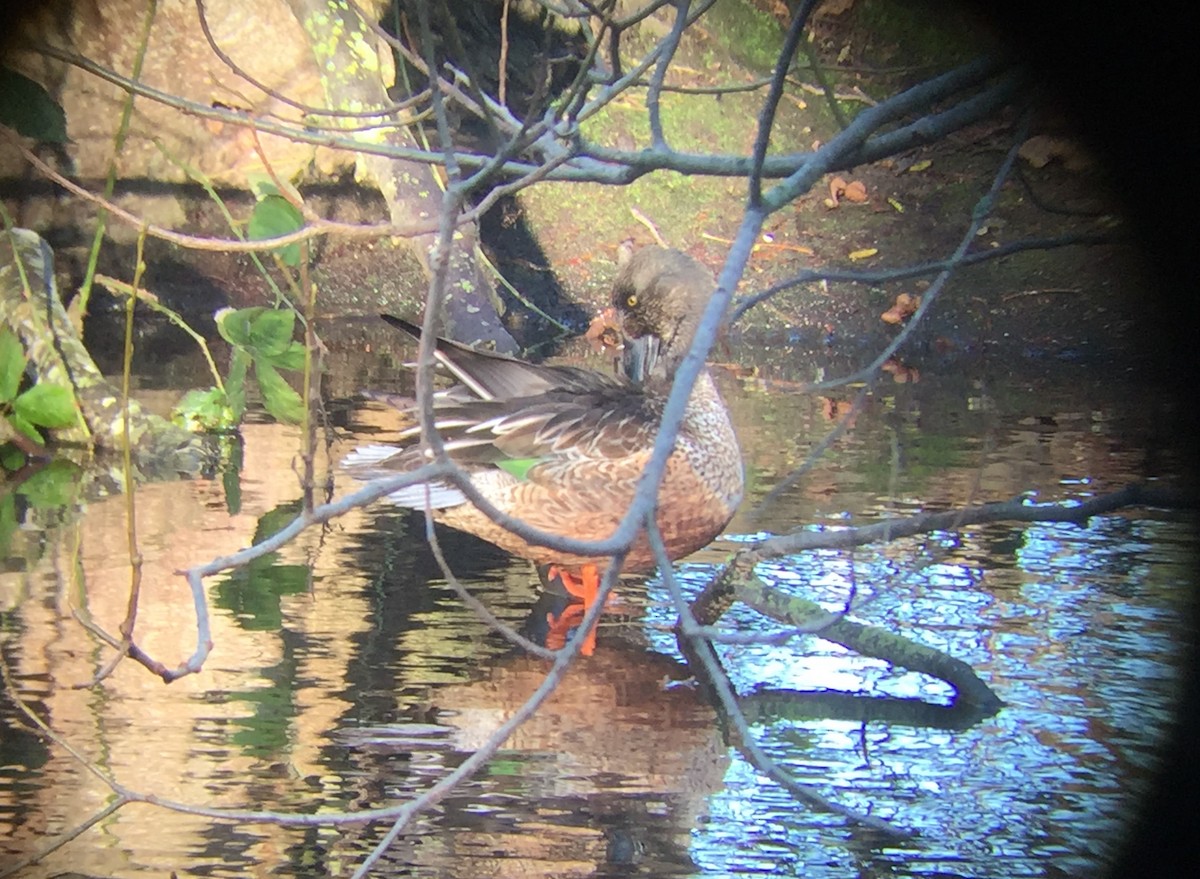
(0, 360, 1191, 878)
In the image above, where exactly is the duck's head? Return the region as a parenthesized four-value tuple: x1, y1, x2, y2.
(611, 244, 715, 383)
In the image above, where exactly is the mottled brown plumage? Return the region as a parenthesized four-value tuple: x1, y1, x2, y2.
(344, 246, 743, 648)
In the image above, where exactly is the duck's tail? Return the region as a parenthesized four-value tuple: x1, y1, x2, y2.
(341, 443, 468, 509)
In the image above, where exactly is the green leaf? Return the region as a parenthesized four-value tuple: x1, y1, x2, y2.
(496, 457, 541, 481)
(0, 443, 26, 471)
(6, 412, 43, 445)
(223, 438, 244, 516)
(227, 349, 250, 422)
(0, 67, 67, 143)
(173, 387, 236, 431)
(0, 493, 16, 557)
(254, 360, 305, 424)
(17, 459, 81, 508)
(247, 308, 296, 359)
(216, 306, 264, 348)
(246, 174, 282, 200)
(12, 383, 77, 429)
(0, 330, 25, 402)
(216, 306, 299, 360)
(247, 195, 303, 267)
(264, 340, 307, 372)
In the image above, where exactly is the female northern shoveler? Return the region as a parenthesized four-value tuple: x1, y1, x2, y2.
(344, 245, 744, 653)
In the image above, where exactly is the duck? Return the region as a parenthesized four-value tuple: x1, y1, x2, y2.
(343, 245, 744, 654)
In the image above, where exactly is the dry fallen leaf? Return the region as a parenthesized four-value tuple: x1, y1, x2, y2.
(821, 397, 858, 425)
(829, 176, 848, 204)
(1018, 134, 1095, 171)
(826, 176, 869, 208)
(843, 180, 868, 202)
(881, 357, 920, 383)
(881, 292, 922, 324)
(816, 0, 857, 17)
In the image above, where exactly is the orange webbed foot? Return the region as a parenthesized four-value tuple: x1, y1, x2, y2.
(543, 564, 604, 655)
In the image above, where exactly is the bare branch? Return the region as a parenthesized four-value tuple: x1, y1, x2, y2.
(0, 795, 129, 879)
(760, 56, 1014, 212)
(648, 521, 911, 837)
(800, 111, 1034, 393)
(749, 482, 1195, 563)
(749, 0, 818, 207)
(645, 0, 690, 148)
(730, 230, 1123, 325)
(28, 36, 1016, 187)
(193, 0, 423, 120)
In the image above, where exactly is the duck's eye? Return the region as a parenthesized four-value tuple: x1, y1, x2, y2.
(625, 294, 639, 308)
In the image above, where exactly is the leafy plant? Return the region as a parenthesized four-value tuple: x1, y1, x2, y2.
(0, 328, 78, 449)
(247, 181, 305, 267)
(0, 66, 68, 143)
(0, 458, 84, 558)
(173, 306, 307, 431)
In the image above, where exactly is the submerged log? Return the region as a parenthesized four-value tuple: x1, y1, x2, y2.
(684, 551, 1004, 714)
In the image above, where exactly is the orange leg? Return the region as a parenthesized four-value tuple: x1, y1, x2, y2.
(543, 564, 602, 655)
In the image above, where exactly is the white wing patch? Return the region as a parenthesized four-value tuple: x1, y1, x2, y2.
(383, 483, 468, 509)
(342, 443, 466, 509)
(342, 444, 400, 469)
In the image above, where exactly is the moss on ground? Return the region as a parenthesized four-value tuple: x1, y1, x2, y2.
(519, 0, 842, 311)
(509, 0, 1133, 377)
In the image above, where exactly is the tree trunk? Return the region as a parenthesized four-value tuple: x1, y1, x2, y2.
(286, 0, 518, 352)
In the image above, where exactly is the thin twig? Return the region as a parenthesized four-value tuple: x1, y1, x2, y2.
(748, 0, 816, 208)
(803, 111, 1034, 393)
(150, 137, 292, 306)
(0, 796, 129, 878)
(499, 0, 511, 106)
(999, 287, 1081, 302)
(730, 231, 1117, 325)
(300, 239, 318, 514)
(93, 274, 224, 389)
(7, 134, 430, 251)
(645, 0, 690, 148)
(749, 482, 1194, 563)
(650, 520, 911, 837)
(422, 508, 557, 659)
(118, 229, 148, 649)
(77, 0, 158, 317)
(630, 206, 668, 246)
(193, 0, 423, 120)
